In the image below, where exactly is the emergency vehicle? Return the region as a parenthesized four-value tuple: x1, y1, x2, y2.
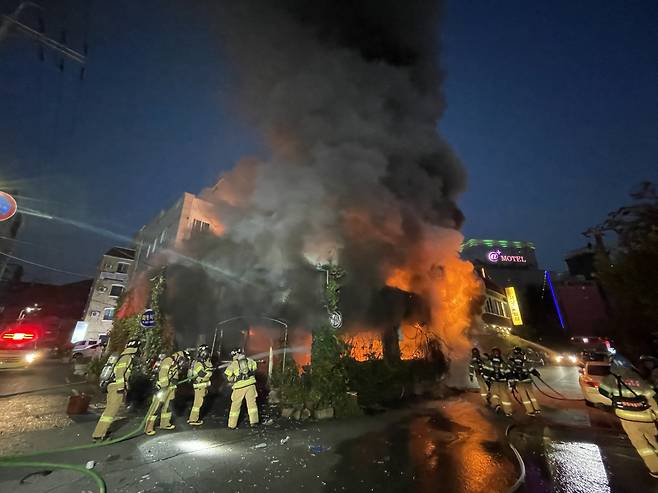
(0, 322, 42, 369)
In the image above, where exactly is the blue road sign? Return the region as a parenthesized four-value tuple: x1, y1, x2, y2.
(140, 308, 156, 328)
(0, 192, 17, 222)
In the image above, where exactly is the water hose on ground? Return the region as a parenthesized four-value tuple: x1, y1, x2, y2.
(505, 424, 526, 493)
(532, 376, 584, 402)
(0, 373, 198, 492)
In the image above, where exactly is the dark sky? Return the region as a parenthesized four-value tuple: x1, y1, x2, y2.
(1, 0, 656, 283)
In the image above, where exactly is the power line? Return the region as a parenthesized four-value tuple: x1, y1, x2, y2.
(0, 251, 92, 278)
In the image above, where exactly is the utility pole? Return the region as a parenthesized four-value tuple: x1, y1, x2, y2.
(1, 1, 87, 75)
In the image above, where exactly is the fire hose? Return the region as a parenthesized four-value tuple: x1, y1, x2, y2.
(0, 351, 282, 492)
(0, 370, 204, 493)
(532, 375, 585, 402)
(505, 424, 526, 493)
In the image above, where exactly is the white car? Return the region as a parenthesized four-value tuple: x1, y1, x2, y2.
(71, 340, 104, 361)
(579, 361, 612, 407)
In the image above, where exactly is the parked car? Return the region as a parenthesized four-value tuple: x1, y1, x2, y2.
(579, 361, 612, 407)
(70, 340, 104, 361)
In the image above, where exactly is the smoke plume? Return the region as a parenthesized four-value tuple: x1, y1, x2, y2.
(160, 1, 482, 357)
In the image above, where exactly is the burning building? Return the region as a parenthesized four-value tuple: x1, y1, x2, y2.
(119, 1, 483, 366)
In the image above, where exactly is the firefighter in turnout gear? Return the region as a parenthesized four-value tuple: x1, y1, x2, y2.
(225, 348, 259, 429)
(484, 347, 514, 416)
(469, 347, 490, 405)
(508, 346, 541, 415)
(144, 350, 190, 436)
(188, 344, 214, 426)
(599, 364, 658, 478)
(92, 339, 141, 440)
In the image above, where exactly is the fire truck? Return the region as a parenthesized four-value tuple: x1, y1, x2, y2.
(0, 321, 42, 369)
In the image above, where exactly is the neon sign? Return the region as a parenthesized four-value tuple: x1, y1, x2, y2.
(487, 250, 526, 264)
(504, 287, 524, 326)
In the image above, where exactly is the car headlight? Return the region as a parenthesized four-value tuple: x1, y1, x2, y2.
(568, 355, 578, 364)
(25, 352, 37, 364)
(554, 355, 564, 363)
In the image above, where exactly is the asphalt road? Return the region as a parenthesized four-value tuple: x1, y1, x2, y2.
(0, 362, 656, 492)
(0, 359, 93, 446)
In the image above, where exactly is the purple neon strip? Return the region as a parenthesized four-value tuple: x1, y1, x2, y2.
(545, 270, 565, 329)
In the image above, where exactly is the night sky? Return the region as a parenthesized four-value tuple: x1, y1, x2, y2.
(1, 0, 656, 283)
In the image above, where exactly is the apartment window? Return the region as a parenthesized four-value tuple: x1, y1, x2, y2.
(191, 219, 210, 235)
(103, 308, 115, 321)
(109, 285, 124, 297)
(116, 262, 129, 274)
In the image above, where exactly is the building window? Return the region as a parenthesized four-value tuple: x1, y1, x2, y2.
(109, 285, 124, 298)
(191, 219, 210, 235)
(103, 308, 115, 321)
(116, 262, 129, 274)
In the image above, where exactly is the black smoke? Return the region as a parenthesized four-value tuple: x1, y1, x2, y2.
(161, 1, 471, 348)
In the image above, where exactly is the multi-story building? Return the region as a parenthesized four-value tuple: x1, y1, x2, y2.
(479, 275, 514, 333)
(77, 247, 135, 341)
(462, 239, 546, 333)
(133, 192, 222, 272)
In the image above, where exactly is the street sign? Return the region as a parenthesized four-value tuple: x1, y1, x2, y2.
(0, 191, 17, 222)
(140, 309, 156, 328)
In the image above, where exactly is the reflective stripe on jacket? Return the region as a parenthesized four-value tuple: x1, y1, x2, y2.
(114, 347, 137, 388)
(158, 352, 183, 388)
(599, 373, 658, 422)
(224, 358, 257, 389)
(192, 360, 214, 389)
(469, 357, 486, 379)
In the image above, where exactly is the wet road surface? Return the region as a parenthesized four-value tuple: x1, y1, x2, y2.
(0, 398, 520, 493)
(1, 364, 657, 492)
(0, 360, 93, 451)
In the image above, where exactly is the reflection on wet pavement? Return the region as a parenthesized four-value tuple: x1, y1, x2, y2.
(324, 398, 518, 492)
(546, 441, 610, 493)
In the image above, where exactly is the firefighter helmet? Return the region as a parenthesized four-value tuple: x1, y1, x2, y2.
(472, 347, 480, 356)
(197, 344, 211, 361)
(491, 347, 502, 358)
(126, 339, 141, 349)
(231, 348, 244, 359)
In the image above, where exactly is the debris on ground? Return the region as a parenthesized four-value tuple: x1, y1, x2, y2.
(308, 444, 330, 454)
(280, 436, 290, 445)
(254, 442, 267, 449)
(85, 460, 95, 470)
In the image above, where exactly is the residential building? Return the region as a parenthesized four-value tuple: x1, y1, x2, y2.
(133, 192, 222, 272)
(79, 247, 135, 341)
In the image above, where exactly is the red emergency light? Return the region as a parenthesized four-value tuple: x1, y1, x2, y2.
(2, 332, 36, 341)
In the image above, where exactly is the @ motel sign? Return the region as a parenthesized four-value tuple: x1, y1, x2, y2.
(487, 249, 526, 264)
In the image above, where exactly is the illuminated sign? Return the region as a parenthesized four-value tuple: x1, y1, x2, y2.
(505, 287, 524, 326)
(487, 250, 527, 264)
(0, 191, 17, 222)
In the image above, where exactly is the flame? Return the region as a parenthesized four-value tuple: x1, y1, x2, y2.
(345, 331, 383, 361)
(383, 228, 483, 360)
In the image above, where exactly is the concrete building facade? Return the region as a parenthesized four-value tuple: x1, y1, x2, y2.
(133, 192, 222, 272)
(79, 247, 135, 341)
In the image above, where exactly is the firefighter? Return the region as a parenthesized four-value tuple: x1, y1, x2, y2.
(484, 347, 514, 417)
(508, 346, 541, 415)
(469, 347, 490, 405)
(144, 350, 190, 436)
(224, 348, 259, 429)
(92, 339, 141, 440)
(599, 363, 658, 478)
(187, 344, 214, 426)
